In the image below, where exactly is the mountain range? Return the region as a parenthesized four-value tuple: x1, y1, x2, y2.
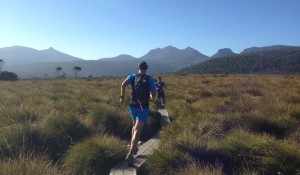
(0, 45, 209, 78)
(0, 45, 299, 78)
(178, 46, 300, 74)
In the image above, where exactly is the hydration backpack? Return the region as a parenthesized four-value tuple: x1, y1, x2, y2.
(130, 74, 150, 108)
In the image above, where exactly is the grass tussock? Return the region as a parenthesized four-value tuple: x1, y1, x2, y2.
(0, 153, 66, 175)
(0, 124, 44, 158)
(43, 114, 91, 159)
(89, 104, 131, 137)
(62, 135, 127, 175)
(140, 147, 191, 175)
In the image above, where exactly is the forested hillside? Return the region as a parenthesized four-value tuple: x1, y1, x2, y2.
(179, 47, 300, 74)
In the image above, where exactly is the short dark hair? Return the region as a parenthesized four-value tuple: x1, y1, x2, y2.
(138, 62, 148, 69)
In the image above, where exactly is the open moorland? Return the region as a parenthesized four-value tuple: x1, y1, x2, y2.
(0, 74, 300, 175)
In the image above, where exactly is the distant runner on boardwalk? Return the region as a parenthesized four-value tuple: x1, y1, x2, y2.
(156, 76, 166, 106)
(119, 61, 156, 167)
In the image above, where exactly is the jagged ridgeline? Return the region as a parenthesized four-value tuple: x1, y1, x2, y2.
(178, 46, 300, 74)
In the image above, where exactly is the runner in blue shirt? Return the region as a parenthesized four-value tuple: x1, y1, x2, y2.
(120, 61, 156, 167)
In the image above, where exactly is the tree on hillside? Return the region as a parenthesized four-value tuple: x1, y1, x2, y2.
(56, 66, 62, 77)
(73, 66, 82, 79)
(0, 59, 5, 73)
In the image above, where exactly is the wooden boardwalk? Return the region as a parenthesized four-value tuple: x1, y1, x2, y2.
(110, 105, 170, 175)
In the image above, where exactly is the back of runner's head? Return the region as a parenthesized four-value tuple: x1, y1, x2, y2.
(138, 62, 148, 74)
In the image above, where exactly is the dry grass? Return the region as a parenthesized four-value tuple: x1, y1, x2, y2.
(0, 77, 160, 174)
(1, 75, 299, 174)
(143, 74, 300, 175)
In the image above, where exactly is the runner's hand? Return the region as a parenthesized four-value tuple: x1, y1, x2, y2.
(119, 97, 124, 105)
(150, 95, 154, 101)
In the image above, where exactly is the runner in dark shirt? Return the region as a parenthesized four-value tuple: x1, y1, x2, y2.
(156, 76, 166, 105)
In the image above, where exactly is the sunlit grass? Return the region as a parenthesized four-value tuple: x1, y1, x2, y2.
(0, 153, 66, 175)
(0, 74, 299, 174)
(143, 74, 300, 174)
(62, 135, 127, 174)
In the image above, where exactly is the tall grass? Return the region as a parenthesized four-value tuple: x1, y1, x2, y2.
(0, 78, 161, 173)
(0, 153, 66, 175)
(176, 162, 223, 175)
(1, 75, 299, 174)
(142, 74, 300, 174)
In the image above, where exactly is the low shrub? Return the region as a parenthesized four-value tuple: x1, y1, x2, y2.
(0, 71, 18, 81)
(62, 135, 127, 174)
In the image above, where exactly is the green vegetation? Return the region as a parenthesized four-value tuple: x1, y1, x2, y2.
(0, 154, 66, 175)
(63, 135, 127, 174)
(0, 71, 18, 81)
(0, 75, 299, 174)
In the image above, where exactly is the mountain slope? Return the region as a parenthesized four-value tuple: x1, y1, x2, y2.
(40, 47, 83, 62)
(99, 54, 137, 61)
(178, 46, 300, 74)
(240, 45, 292, 54)
(0, 46, 83, 66)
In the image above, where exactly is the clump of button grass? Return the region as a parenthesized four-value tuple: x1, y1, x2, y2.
(213, 130, 300, 174)
(62, 134, 127, 175)
(140, 146, 192, 175)
(0, 153, 66, 175)
(0, 124, 44, 159)
(42, 113, 91, 160)
(88, 104, 131, 137)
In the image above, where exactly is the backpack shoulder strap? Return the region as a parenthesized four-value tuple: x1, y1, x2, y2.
(130, 74, 136, 88)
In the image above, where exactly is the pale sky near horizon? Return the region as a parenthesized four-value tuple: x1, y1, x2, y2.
(1, 0, 300, 60)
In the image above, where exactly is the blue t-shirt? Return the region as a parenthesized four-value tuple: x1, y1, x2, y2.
(125, 73, 156, 108)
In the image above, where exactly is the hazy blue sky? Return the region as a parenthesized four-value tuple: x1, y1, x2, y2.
(1, 0, 300, 60)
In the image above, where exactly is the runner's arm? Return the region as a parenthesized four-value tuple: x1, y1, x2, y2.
(149, 77, 157, 100)
(120, 80, 128, 98)
(120, 74, 134, 99)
